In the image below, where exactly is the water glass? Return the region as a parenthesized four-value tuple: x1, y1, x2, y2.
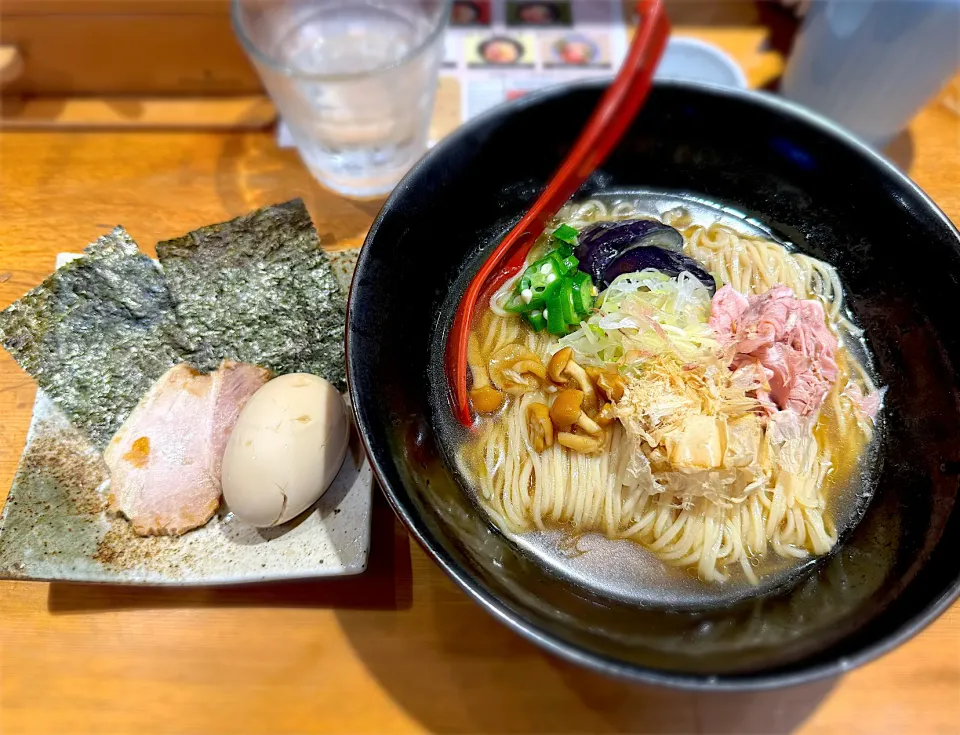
(233, 0, 451, 197)
(781, 0, 960, 148)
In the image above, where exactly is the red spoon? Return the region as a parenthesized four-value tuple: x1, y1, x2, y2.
(446, 0, 671, 427)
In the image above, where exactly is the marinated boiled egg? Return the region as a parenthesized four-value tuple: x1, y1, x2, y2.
(221, 373, 349, 527)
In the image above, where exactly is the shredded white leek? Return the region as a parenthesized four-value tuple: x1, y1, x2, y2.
(558, 269, 717, 367)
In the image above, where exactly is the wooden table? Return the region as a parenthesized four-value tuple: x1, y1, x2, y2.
(2, 26, 959, 735)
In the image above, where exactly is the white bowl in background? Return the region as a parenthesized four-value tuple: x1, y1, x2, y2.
(655, 36, 748, 89)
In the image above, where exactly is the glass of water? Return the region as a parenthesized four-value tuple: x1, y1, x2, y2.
(233, 0, 451, 197)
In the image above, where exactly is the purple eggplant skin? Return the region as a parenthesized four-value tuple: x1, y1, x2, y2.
(574, 220, 686, 285)
(602, 246, 717, 294)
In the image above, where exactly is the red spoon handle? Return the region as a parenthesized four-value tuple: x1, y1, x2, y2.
(447, 0, 670, 426)
(495, 3, 670, 287)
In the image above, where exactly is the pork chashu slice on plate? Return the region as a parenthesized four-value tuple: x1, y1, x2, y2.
(104, 361, 270, 536)
(210, 360, 273, 480)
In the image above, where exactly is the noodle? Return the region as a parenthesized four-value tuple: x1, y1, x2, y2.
(457, 200, 877, 584)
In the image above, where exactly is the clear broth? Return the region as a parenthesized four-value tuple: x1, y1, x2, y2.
(429, 190, 884, 608)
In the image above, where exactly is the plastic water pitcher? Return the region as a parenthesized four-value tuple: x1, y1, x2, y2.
(781, 0, 960, 147)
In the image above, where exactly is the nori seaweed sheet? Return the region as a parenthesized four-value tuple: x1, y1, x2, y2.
(0, 228, 192, 448)
(157, 199, 346, 390)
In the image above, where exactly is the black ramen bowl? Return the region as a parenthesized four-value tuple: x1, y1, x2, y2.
(347, 80, 960, 689)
